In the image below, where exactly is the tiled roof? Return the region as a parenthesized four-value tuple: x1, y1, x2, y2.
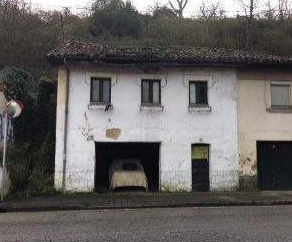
(47, 41, 292, 67)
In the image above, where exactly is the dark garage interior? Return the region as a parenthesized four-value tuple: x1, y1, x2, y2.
(95, 142, 160, 193)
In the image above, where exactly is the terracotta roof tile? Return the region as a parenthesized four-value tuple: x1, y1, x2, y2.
(46, 41, 292, 67)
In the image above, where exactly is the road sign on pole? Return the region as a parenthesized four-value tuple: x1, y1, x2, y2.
(1, 100, 23, 201)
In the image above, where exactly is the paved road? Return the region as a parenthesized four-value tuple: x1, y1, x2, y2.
(1, 206, 292, 242)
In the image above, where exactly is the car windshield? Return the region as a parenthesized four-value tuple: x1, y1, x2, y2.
(122, 163, 138, 171)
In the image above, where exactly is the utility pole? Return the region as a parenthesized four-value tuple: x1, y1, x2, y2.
(250, 0, 254, 19)
(60, 12, 65, 44)
(246, 0, 254, 50)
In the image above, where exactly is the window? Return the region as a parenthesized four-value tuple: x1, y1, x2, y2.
(141, 79, 161, 105)
(271, 83, 291, 109)
(189, 81, 208, 105)
(90, 77, 111, 103)
(122, 163, 138, 171)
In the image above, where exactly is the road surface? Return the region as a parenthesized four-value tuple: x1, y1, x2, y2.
(1, 205, 292, 241)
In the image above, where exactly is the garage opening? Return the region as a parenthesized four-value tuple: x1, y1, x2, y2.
(95, 142, 160, 193)
(257, 141, 292, 190)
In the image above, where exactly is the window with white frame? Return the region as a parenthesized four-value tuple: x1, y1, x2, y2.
(189, 81, 208, 106)
(270, 83, 291, 109)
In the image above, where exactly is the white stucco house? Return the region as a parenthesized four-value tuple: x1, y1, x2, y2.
(47, 41, 292, 193)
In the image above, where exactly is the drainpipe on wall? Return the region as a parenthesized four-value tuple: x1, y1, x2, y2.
(62, 60, 70, 193)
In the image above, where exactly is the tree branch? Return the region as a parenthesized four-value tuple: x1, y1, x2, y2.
(182, 0, 189, 10)
(169, 0, 189, 18)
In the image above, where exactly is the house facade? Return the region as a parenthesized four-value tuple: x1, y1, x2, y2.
(47, 41, 292, 193)
(238, 69, 292, 190)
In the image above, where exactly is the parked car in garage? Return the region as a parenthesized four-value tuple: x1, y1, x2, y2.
(109, 159, 148, 191)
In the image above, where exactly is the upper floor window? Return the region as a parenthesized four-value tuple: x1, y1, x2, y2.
(271, 83, 291, 109)
(90, 77, 111, 103)
(189, 81, 208, 105)
(141, 79, 161, 105)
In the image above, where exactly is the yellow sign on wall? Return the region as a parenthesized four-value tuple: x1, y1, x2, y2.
(192, 146, 208, 160)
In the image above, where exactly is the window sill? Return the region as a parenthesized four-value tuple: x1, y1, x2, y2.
(188, 104, 211, 112)
(140, 104, 164, 112)
(88, 102, 113, 111)
(267, 106, 292, 113)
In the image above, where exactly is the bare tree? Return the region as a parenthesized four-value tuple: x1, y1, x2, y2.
(263, 0, 276, 20)
(199, 1, 225, 20)
(169, 0, 189, 18)
(235, 0, 258, 17)
(91, 0, 111, 10)
(278, 0, 291, 20)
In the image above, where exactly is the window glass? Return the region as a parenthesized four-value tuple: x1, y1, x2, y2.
(142, 81, 149, 103)
(190, 83, 196, 104)
(91, 78, 111, 103)
(142, 80, 160, 104)
(271, 84, 290, 107)
(91, 80, 100, 102)
(196, 82, 208, 104)
(190, 81, 208, 105)
(103, 80, 111, 102)
(153, 81, 160, 104)
(122, 163, 138, 171)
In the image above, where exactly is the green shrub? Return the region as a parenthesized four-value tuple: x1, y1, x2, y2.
(0, 68, 56, 197)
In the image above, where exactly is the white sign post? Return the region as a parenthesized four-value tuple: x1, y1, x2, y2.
(1, 100, 23, 201)
(1, 113, 8, 201)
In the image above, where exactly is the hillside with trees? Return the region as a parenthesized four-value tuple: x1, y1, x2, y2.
(2, 0, 292, 74)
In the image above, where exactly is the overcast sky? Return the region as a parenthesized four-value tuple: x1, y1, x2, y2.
(29, 0, 282, 16)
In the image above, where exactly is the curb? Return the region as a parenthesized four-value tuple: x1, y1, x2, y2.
(1, 200, 292, 213)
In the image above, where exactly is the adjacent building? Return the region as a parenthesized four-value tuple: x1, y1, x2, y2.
(47, 41, 292, 192)
(238, 69, 292, 190)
